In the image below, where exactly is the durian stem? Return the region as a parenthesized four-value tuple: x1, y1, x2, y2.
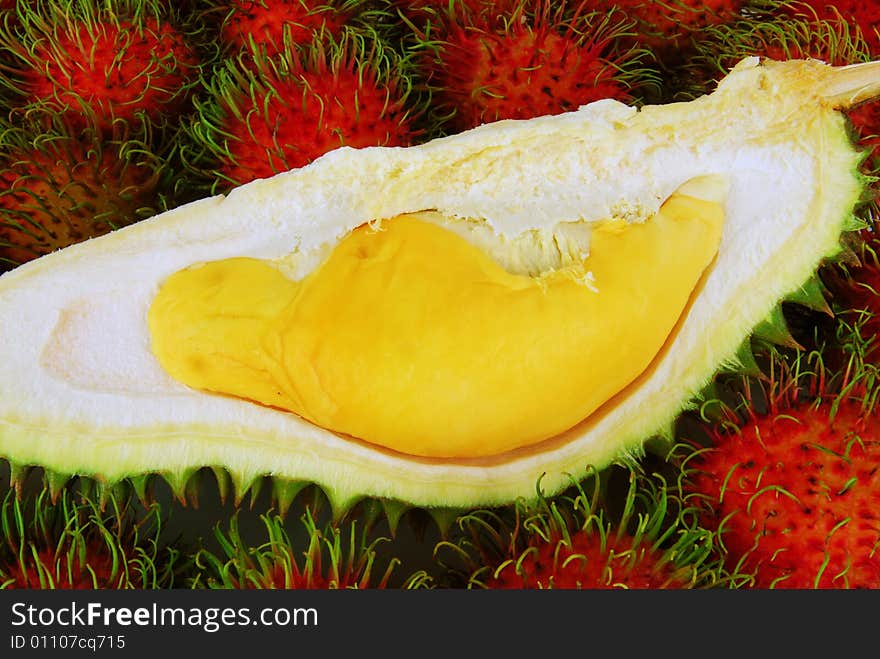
(820, 61, 880, 109)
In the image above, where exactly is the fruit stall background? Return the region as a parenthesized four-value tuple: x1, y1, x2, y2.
(1, 0, 880, 589)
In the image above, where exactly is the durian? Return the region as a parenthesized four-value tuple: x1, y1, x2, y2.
(0, 57, 878, 512)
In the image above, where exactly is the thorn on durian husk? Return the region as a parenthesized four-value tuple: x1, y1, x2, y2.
(6, 461, 33, 497)
(270, 478, 312, 517)
(693, 379, 726, 424)
(424, 506, 469, 539)
(752, 305, 802, 350)
(642, 421, 678, 457)
(356, 497, 411, 537)
(42, 469, 69, 502)
(161, 467, 199, 506)
(721, 338, 764, 379)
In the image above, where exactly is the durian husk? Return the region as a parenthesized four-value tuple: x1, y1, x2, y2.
(0, 57, 877, 511)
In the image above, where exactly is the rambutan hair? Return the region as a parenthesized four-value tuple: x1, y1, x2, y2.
(434, 465, 730, 589)
(199, 0, 374, 57)
(0, 115, 168, 269)
(771, 0, 880, 57)
(0, 486, 182, 589)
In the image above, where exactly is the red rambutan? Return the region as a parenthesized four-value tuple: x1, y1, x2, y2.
(0, 119, 165, 268)
(438, 467, 726, 589)
(607, 0, 746, 56)
(392, 0, 511, 25)
(781, 0, 880, 57)
(0, 0, 201, 132)
(417, 0, 654, 133)
(682, 356, 880, 588)
(185, 31, 423, 192)
(0, 487, 181, 589)
(204, 0, 364, 57)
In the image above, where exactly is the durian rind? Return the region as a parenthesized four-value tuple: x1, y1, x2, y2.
(0, 58, 869, 508)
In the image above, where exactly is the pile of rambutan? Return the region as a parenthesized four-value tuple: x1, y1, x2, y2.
(3, 0, 880, 591)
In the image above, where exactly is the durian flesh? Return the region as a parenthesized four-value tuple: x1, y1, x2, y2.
(148, 179, 724, 459)
(0, 57, 876, 508)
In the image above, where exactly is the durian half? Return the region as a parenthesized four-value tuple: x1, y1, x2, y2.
(0, 57, 877, 510)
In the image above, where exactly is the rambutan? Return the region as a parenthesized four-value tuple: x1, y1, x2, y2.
(0, 487, 181, 589)
(0, 0, 202, 133)
(193, 508, 402, 589)
(185, 31, 423, 192)
(0, 119, 166, 268)
(416, 0, 654, 133)
(778, 0, 880, 57)
(392, 0, 510, 26)
(606, 0, 746, 57)
(437, 467, 726, 589)
(681, 356, 880, 588)
(202, 0, 367, 57)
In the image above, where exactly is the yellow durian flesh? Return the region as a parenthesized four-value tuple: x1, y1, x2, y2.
(0, 58, 877, 509)
(148, 176, 725, 458)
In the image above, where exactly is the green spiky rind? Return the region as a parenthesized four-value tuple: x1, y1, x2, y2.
(0, 167, 865, 510)
(0, 485, 182, 589)
(435, 465, 736, 589)
(2, 460, 435, 532)
(0, 114, 173, 269)
(820, 219, 880, 374)
(678, 34, 880, 378)
(784, 274, 834, 315)
(720, 337, 763, 378)
(752, 305, 802, 349)
(405, 0, 661, 137)
(181, 25, 426, 195)
(378, 499, 410, 536)
(192, 506, 404, 589)
(0, 0, 210, 133)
